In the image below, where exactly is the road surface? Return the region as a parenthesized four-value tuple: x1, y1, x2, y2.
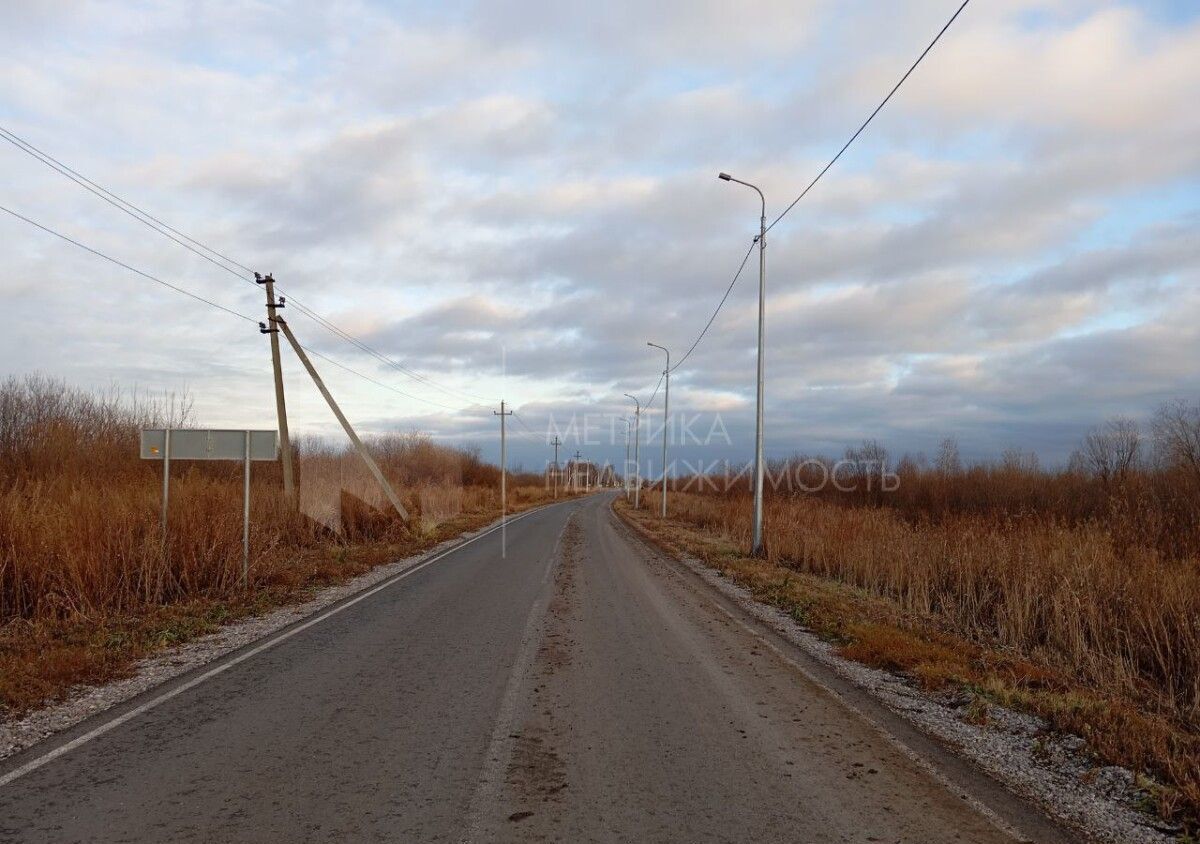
(0, 493, 1071, 842)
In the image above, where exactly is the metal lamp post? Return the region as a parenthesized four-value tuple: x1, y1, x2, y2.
(647, 342, 670, 517)
(719, 171, 767, 555)
(624, 393, 641, 508)
(623, 417, 632, 500)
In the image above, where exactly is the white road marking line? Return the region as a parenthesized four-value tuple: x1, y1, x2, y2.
(0, 503, 565, 790)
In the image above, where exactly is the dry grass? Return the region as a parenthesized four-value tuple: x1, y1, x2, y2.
(618, 488, 1200, 832)
(0, 374, 563, 714)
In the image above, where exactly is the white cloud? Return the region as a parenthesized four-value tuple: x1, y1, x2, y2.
(0, 0, 1197, 468)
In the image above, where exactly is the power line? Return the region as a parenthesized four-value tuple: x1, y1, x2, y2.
(301, 345, 471, 413)
(0, 126, 256, 283)
(669, 238, 756, 373)
(284, 299, 498, 405)
(0, 203, 257, 325)
(644, 371, 665, 410)
(0, 203, 473, 413)
(767, 0, 972, 233)
(512, 411, 548, 443)
(654, 1, 972, 391)
(0, 124, 500, 405)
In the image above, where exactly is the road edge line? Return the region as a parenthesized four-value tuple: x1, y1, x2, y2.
(0, 500, 572, 789)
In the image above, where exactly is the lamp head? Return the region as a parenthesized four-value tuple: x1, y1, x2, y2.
(718, 172, 732, 181)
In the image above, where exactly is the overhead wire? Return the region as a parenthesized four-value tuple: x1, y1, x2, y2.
(766, 0, 971, 233)
(511, 411, 548, 443)
(301, 346, 472, 413)
(0, 126, 257, 284)
(0, 203, 474, 414)
(0, 203, 257, 326)
(0, 123, 500, 406)
(283, 299, 497, 406)
(643, 371, 665, 410)
(3, 0, 973, 430)
(654, 0, 972, 384)
(669, 238, 756, 373)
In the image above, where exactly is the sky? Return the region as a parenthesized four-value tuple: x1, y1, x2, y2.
(1, 0, 1199, 473)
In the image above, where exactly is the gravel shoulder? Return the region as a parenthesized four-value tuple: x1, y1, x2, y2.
(0, 505, 547, 765)
(613, 498, 1175, 844)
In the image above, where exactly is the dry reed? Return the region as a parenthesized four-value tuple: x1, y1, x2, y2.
(636, 482, 1200, 826)
(0, 373, 547, 629)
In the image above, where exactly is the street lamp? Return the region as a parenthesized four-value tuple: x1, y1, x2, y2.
(647, 342, 670, 518)
(623, 393, 641, 508)
(719, 171, 767, 555)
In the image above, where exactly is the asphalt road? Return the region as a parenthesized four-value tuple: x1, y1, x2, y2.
(0, 493, 1069, 842)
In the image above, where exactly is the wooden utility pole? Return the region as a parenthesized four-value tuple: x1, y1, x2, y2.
(275, 316, 409, 521)
(256, 273, 294, 503)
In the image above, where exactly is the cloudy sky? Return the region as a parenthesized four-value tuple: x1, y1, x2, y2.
(2, 0, 1198, 471)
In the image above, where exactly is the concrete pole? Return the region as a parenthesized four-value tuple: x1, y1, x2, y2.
(648, 343, 670, 517)
(494, 400, 512, 516)
(718, 173, 768, 554)
(752, 208, 767, 554)
(634, 410, 640, 508)
(551, 435, 562, 499)
(276, 318, 409, 520)
(624, 418, 631, 500)
(257, 274, 294, 503)
(624, 394, 640, 509)
(662, 368, 669, 516)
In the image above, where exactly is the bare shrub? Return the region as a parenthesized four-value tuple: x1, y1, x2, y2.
(1080, 416, 1141, 485)
(1154, 399, 1200, 486)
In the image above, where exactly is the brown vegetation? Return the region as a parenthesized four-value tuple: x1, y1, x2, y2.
(0, 374, 557, 714)
(628, 414, 1200, 832)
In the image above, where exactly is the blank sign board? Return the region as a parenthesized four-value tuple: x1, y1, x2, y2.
(141, 429, 278, 462)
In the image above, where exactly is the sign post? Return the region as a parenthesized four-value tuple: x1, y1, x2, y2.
(142, 429, 278, 585)
(161, 428, 172, 549)
(243, 430, 252, 581)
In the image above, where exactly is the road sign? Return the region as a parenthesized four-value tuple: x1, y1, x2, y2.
(141, 429, 277, 461)
(141, 429, 279, 583)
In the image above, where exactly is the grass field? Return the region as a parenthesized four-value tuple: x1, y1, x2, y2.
(619, 449, 1200, 832)
(0, 374, 563, 714)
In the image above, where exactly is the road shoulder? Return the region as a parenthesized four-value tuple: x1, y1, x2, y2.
(610, 496, 1167, 844)
(0, 500, 572, 770)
